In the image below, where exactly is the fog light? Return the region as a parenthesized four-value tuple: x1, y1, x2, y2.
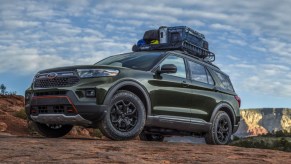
(31, 109, 37, 114)
(85, 89, 96, 97)
(67, 107, 75, 113)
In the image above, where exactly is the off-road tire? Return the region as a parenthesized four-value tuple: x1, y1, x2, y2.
(139, 131, 164, 141)
(205, 111, 232, 145)
(99, 90, 146, 140)
(33, 122, 73, 138)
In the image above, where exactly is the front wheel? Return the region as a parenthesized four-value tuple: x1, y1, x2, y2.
(205, 111, 232, 145)
(33, 122, 73, 138)
(99, 90, 146, 140)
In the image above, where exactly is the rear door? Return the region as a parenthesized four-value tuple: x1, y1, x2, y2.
(186, 59, 223, 122)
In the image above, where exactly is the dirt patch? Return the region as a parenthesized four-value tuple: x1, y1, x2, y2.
(0, 114, 29, 136)
(0, 136, 290, 163)
(0, 95, 24, 112)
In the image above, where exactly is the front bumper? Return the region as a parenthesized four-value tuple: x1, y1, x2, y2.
(31, 114, 92, 125)
(25, 90, 108, 126)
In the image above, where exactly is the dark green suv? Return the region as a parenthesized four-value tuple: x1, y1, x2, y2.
(25, 50, 241, 145)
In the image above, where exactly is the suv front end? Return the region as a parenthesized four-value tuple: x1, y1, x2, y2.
(25, 66, 120, 127)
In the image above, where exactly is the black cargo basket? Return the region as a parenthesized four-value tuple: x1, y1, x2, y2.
(133, 26, 216, 62)
(132, 41, 215, 62)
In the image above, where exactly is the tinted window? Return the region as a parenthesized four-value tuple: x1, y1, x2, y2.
(160, 55, 186, 78)
(95, 52, 163, 71)
(215, 71, 234, 91)
(206, 70, 214, 85)
(188, 61, 214, 85)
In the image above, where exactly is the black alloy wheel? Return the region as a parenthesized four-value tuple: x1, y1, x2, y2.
(205, 111, 232, 145)
(110, 100, 138, 132)
(216, 118, 230, 143)
(99, 90, 146, 140)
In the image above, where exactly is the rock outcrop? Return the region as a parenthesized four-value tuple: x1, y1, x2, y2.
(0, 122, 7, 132)
(281, 109, 291, 132)
(0, 95, 102, 138)
(236, 108, 291, 137)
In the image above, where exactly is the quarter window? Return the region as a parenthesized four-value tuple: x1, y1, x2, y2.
(215, 71, 234, 91)
(188, 60, 214, 85)
(206, 71, 215, 85)
(159, 55, 186, 78)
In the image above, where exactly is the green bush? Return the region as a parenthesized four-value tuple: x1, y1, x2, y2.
(27, 120, 40, 136)
(231, 137, 291, 152)
(91, 129, 103, 138)
(232, 135, 240, 141)
(14, 109, 27, 120)
(260, 130, 291, 137)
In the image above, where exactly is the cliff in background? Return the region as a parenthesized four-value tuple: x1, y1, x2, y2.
(235, 108, 291, 137)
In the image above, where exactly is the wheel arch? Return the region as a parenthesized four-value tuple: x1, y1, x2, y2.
(210, 102, 236, 130)
(103, 79, 152, 117)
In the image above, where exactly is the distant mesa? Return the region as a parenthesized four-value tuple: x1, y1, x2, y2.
(235, 108, 291, 137)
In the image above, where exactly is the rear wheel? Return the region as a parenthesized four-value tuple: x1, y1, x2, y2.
(33, 122, 73, 138)
(205, 111, 232, 145)
(139, 131, 164, 141)
(99, 90, 146, 140)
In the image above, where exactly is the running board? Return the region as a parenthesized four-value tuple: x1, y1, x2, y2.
(146, 115, 211, 133)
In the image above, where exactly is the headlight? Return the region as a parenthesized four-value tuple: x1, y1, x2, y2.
(77, 69, 119, 78)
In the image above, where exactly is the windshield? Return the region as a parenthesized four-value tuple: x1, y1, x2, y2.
(95, 52, 164, 71)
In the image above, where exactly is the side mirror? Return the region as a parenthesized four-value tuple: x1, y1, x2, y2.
(158, 64, 177, 74)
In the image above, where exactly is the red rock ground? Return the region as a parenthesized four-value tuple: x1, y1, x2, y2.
(0, 135, 290, 163)
(1, 95, 290, 163)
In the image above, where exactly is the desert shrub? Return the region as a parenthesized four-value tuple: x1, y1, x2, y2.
(232, 135, 240, 141)
(0, 84, 17, 95)
(274, 138, 291, 152)
(14, 108, 27, 120)
(231, 137, 291, 152)
(91, 129, 103, 138)
(27, 120, 40, 136)
(0, 84, 7, 95)
(260, 130, 291, 137)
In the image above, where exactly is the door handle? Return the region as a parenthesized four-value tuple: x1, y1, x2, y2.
(213, 87, 219, 92)
(181, 81, 189, 87)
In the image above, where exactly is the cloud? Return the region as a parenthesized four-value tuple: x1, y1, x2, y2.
(0, 0, 291, 102)
(227, 39, 247, 46)
(210, 24, 239, 33)
(1, 20, 40, 29)
(226, 55, 240, 61)
(222, 62, 291, 97)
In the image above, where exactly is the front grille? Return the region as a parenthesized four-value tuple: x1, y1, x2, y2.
(34, 72, 80, 88)
(34, 91, 67, 96)
(30, 105, 76, 115)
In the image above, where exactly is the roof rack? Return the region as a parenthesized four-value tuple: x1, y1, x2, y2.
(132, 26, 216, 62)
(178, 50, 220, 69)
(132, 41, 215, 63)
(181, 41, 215, 62)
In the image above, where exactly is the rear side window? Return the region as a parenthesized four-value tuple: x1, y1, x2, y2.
(188, 60, 214, 85)
(215, 71, 234, 91)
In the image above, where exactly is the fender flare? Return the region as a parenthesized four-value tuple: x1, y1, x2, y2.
(210, 102, 236, 128)
(103, 79, 152, 116)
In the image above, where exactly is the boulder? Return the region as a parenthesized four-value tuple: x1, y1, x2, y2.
(0, 122, 8, 132)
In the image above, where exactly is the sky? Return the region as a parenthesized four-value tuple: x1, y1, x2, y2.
(0, 0, 290, 109)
